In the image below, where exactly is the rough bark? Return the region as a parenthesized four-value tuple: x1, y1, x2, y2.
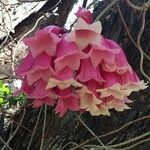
(1, 0, 150, 150)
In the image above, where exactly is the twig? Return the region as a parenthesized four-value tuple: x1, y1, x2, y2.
(18, 0, 48, 2)
(12, 120, 32, 133)
(117, 5, 150, 61)
(137, 8, 150, 81)
(70, 115, 150, 150)
(40, 105, 47, 150)
(18, 0, 62, 43)
(119, 137, 150, 150)
(76, 114, 110, 150)
(109, 131, 150, 148)
(106, 137, 118, 146)
(0, 136, 13, 150)
(61, 142, 88, 150)
(82, 0, 88, 8)
(87, 0, 98, 9)
(0, 1, 13, 32)
(1, 107, 26, 150)
(126, 0, 143, 11)
(0, 66, 19, 79)
(18, 15, 45, 43)
(89, 138, 150, 150)
(95, 0, 119, 21)
(27, 107, 43, 150)
(83, 132, 150, 149)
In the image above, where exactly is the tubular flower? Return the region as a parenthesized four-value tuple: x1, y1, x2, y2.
(75, 7, 93, 24)
(101, 39, 132, 73)
(77, 58, 104, 82)
(100, 96, 131, 112)
(30, 80, 55, 107)
(78, 85, 101, 116)
(97, 71, 147, 100)
(16, 52, 34, 77)
(15, 7, 147, 117)
(23, 26, 61, 58)
(78, 80, 102, 116)
(29, 79, 51, 99)
(54, 88, 80, 117)
(46, 78, 82, 90)
(55, 39, 87, 72)
(16, 52, 57, 86)
(65, 18, 102, 49)
(46, 67, 82, 90)
(88, 38, 120, 68)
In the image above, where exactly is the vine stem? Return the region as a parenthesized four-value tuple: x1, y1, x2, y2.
(1, 107, 26, 150)
(27, 107, 43, 150)
(40, 105, 47, 150)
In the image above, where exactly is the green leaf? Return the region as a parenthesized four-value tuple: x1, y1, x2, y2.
(2, 86, 10, 94)
(0, 80, 3, 88)
(0, 85, 10, 95)
(0, 97, 4, 104)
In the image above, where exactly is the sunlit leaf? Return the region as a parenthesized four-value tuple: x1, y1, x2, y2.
(0, 97, 4, 104)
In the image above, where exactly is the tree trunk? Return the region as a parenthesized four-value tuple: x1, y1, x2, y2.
(2, 0, 150, 150)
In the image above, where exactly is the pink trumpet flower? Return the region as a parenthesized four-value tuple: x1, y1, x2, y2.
(54, 88, 80, 117)
(98, 96, 131, 115)
(97, 71, 147, 100)
(88, 38, 120, 68)
(26, 68, 57, 86)
(65, 18, 102, 49)
(29, 79, 51, 99)
(101, 39, 132, 73)
(78, 80, 102, 116)
(75, 7, 93, 24)
(23, 26, 61, 58)
(17, 52, 57, 86)
(77, 58, 104, 82)
(55, 39, 87, 72)
(46, 67, 83, 90)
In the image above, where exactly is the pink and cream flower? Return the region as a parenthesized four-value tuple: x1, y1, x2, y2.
(97, 71, 147, 100)
(54, 88, 80, 117)
(77, 58, 104, 82)
(23, 26, 61, 58)
(65, 18, 102, 49)
(78, 80, 102, 116)
(75, 7, 93, 24)
(88, 38, 120, 68)
(15, 7, 148, 117)
(55, 39, 87, 72)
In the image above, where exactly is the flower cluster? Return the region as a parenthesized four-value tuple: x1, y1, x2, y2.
(16, 7, 147, 117)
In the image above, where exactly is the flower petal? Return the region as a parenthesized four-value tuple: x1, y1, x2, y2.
(32, 97, 55, 108)
(65, 18, 102, 49)
(75, 7, 93, 24)
(55, 40, 87, 71)
(29, 80, 51, 99)
(77, 58, 104, 82)
(46, 78, 82, 90)
(55, 88, 79, 117)
(78, 85, 102, 116)
(23, 28, 60, 58)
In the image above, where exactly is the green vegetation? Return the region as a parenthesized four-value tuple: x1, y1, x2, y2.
(0, 80, 26, 107)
